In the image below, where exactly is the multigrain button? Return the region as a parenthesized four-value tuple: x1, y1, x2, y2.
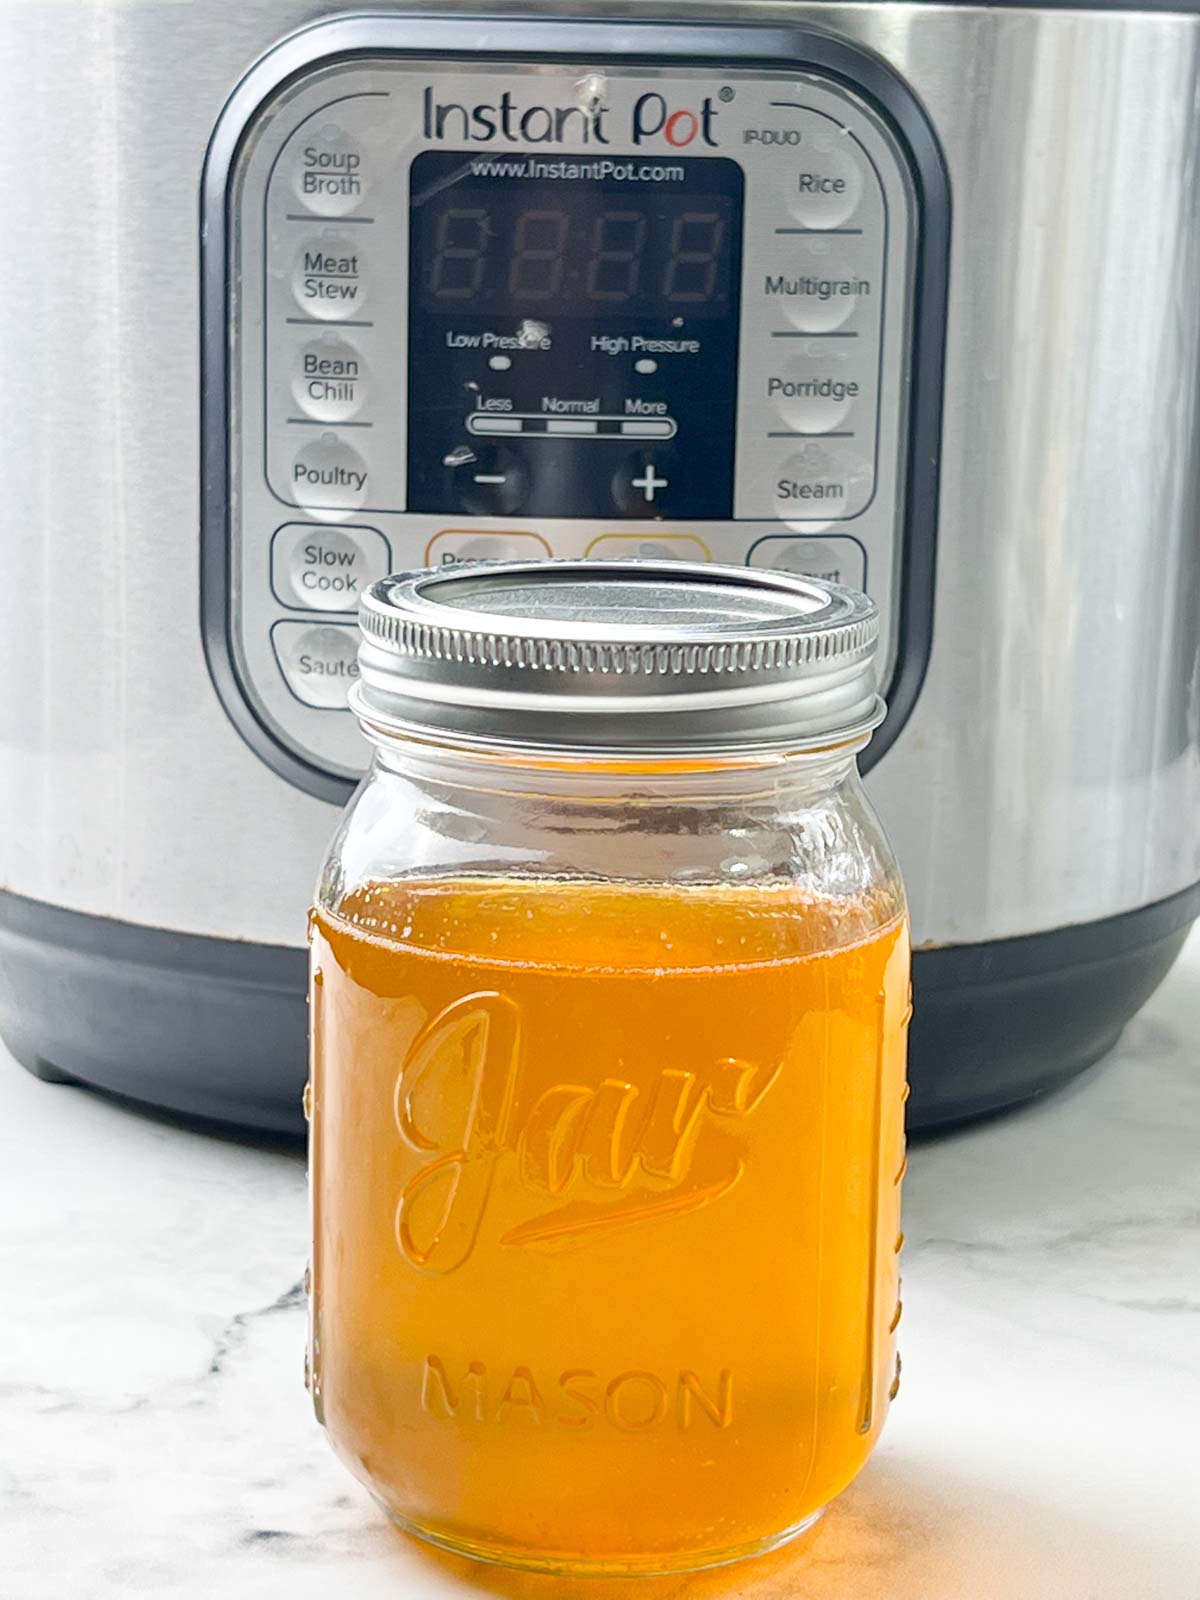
(765, 236, 871, 333)
(292, 432, 369, 515)
(271, 620, 360, 709)
(271, 523, 391, 612)
(773, 442, 873, 522)
(747, 534, 866, 590)
(292, 235, 367, 320)
(767, 362, 860, 434)
(291, 122, 367, 217)
(292, 337, 367, 421)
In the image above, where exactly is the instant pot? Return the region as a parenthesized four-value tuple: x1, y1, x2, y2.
(1, 2, 1197, 1133)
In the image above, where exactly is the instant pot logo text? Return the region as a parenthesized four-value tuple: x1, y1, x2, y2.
(421, 86, 720, 147)
(392, 992, 777, 1273)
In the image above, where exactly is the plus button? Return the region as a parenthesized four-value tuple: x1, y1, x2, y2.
(631, 464, 669, 504)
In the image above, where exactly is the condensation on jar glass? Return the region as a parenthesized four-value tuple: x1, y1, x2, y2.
(307, 559, 911, 1577)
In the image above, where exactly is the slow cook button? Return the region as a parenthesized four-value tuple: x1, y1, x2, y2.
(271, 620, 360, 709)
(293, 336, 367, 422)
(271, 523, 391, 612)
(291, 432, 369, 515)
(747, 534, 866, 590)
(291, 122, 368, 217)
(292, 235, 367, 320)
(773, 442, 874, 521)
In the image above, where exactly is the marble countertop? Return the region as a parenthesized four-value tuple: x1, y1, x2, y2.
(4, 937, 1199, 1600)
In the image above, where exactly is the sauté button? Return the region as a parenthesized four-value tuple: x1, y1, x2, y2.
(747, 534, 866, 590)
(291, 432, 369, 516)
(271, 620, 360, 709)
(271, 523, 391, 612)
(449, 445, 530, 516)
(292, 337, 367, 422)
(291, 122, 368, 218)
(426, 529, 551, 565)
(292, 235, 367, 321)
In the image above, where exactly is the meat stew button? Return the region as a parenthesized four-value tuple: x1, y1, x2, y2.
(271, 620, 360, 709)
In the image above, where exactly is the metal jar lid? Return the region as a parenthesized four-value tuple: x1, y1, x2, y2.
(351, 559, 884, 756)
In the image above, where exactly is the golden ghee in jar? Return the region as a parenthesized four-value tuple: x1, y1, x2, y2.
(308, 562, 909, 1575)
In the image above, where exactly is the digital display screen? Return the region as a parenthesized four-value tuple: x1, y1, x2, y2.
(415, 184, 737, 319)
(406, 152, 744, 521)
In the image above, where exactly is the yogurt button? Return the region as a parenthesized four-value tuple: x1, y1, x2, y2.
(747, 534, 866, 590)
(292, 337, 367, 421)
(291, 123, 367, 217)
(291, 432, 369, 517)
(271, 621, 360, 709)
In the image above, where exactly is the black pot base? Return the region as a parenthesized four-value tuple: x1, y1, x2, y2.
(1, 885, 1196, 1137)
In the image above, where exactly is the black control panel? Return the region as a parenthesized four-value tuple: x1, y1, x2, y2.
(406, 151, 744, 520)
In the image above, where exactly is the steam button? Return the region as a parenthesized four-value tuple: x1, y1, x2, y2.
(291, 123, 368, 217)
(271, 621, 360, 709)
(773, 442, 873, 522)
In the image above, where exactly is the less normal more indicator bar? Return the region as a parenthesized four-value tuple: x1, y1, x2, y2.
(466, 413, 677, 440)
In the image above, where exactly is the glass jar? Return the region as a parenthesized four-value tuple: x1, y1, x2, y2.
(308, 561, 909, 1577)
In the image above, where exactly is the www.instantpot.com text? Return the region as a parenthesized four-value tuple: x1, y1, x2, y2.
(469, 156, 686, 183)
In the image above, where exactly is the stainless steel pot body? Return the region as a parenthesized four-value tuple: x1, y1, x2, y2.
(2, 0, 1198, 949)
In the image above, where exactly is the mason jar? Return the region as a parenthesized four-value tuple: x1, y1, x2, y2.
(308, 560, 909, 1577)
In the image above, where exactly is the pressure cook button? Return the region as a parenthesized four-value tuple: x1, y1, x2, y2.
(292, 236, 367, 320)
(271, 523, 391, 612)
(788, 132, 865, 230)
(773, 442, 873, 521)
(450, 445, 530, 515)
(291, 433, 369, 515)
(291, 123, 368, 217)
(427, 529, 552, 564)
(292, 337, 367, 422)
(271, 621, 360, 709)
(747, 534, 866, 590)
